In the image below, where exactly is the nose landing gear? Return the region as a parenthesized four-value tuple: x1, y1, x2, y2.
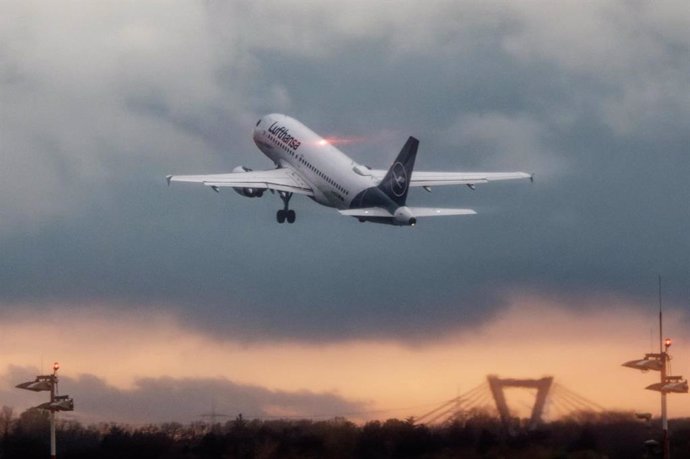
(276, 192, 296, 224)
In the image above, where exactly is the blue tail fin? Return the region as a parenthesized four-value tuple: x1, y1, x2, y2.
(378, 136, 418, 206)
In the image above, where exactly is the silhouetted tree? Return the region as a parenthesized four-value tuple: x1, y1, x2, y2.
(0, 406, 13, 439)
(0, 409, 686, 458)
(477, 428, 498, 455)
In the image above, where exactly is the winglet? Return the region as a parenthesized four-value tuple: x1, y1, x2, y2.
(166, 175, 173, 186)
(530, 173, 535, 183)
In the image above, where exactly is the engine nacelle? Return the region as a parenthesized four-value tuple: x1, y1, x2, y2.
(393, 206, 417, 226)
(231, 166, 264, 198)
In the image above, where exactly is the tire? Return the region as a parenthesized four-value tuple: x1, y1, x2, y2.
(287, 210, 296, 223)
(276, 210, 286, 223)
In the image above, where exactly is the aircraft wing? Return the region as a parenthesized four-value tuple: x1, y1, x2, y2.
(166, 167, 314, 196)
(368, 170, 533, 187)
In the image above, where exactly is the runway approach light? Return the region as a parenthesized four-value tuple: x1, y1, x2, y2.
(16, 378, 53, 392)
(646, 380, 689, 394)
(15, 363, 74, 459)
(37, 395, 74, 412)
(622, 358, 663, 372)
(624, 279, 688, 459)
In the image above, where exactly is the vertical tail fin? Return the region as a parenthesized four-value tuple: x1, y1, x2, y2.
(378, 136, 418, 206)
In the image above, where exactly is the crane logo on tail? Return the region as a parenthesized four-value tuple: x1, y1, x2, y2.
(390, 162, 408, 197)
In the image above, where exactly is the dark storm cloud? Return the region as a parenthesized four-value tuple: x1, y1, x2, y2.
(0, 1, 689, 342)
(3, 366, 365, 424)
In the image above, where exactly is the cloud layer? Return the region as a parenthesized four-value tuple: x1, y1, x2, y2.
(1, 0, 689, 346)
(5, 367, 365, 425)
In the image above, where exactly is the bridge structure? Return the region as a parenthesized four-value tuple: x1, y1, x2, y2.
(415, 375, 604, 431)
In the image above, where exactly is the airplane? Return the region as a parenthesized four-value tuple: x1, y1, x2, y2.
(166, 114, 533, 226)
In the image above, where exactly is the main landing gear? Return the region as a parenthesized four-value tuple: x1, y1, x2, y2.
(276, 191, 296, 224)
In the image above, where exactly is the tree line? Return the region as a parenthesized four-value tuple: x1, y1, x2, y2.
(0, 406, 688, 458)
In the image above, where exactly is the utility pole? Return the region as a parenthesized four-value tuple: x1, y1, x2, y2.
(659, 276, 669, 459)
(660, 337, 670, 459)
(199, 402, 229, 432)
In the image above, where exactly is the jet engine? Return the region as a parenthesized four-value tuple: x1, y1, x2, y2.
(393, 206, 417, 226)
(231, 166, 264, 197)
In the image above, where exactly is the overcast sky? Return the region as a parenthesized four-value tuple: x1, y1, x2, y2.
(1, 0, 689, 424)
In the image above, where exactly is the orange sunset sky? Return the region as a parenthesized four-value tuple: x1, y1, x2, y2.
(3, 292, 689, 424)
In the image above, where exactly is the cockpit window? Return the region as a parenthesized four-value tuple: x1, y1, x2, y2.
(255, 119, 261, 127)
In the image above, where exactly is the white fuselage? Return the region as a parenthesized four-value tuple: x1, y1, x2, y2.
(252, 114, 375, 209)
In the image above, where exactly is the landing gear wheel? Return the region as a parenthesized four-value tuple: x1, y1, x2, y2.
(276, 191, 294, 225)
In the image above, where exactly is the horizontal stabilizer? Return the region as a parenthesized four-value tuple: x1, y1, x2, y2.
(339, 208, 393, 218)
(407, 207, 476, 217)
(338, 207, 476, 218)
